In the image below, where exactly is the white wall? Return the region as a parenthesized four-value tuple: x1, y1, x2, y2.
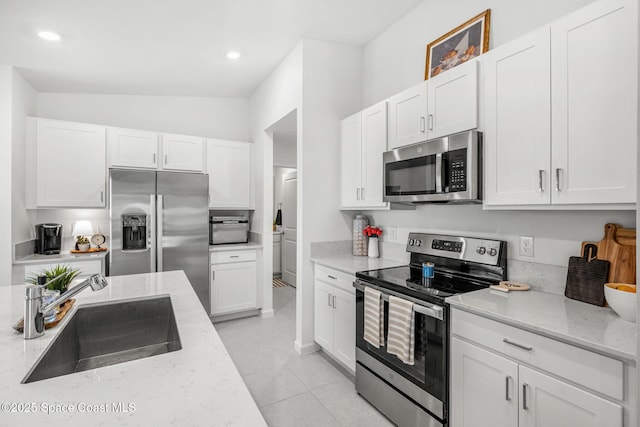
(298, 39, 363, 351)
(361, 0, 634, 278)
(0, 66, 13, 285)
(11, 70, 36, 244)
(37, 93, 250, 141)
(273, 134, 296, 168)
(362, 0, 597, 106)
(249, 42, 302, 319)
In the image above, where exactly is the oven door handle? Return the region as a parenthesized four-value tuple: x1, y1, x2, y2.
(353, 280, 444, 321)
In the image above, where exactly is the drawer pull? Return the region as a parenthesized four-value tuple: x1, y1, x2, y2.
(230, 255, 240, 258)
(503, 338, 533, 351)
(327, 275, 337, 280)
(522, 383, 529, 410)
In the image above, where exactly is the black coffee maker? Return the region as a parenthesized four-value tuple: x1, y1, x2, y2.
(35, 223, 62, 255)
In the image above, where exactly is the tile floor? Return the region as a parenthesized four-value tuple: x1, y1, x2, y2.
(213, 285, 394, 427)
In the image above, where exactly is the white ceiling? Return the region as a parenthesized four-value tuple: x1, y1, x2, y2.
(0, 0, 422, 97)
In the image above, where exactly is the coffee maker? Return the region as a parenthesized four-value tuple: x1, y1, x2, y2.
(35, 223, 62, 255)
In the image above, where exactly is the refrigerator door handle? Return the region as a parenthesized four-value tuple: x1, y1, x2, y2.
(150, 195, 157, 272)
(157, 194, 164, 271)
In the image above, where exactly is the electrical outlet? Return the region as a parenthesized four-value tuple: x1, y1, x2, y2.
(385, 226, 397, 241)
(519, 236, 534, 257)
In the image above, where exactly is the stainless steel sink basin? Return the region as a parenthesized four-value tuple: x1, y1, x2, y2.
(22, 295, 182, 383)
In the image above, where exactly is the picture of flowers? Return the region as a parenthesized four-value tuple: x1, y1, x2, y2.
(424, 9, 491, 80)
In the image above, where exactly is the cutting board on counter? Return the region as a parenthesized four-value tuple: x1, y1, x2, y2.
(580, 223, 636, 284)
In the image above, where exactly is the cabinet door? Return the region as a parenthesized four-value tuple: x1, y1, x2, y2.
(450, 337, 519, 427)
(483, 27, 552, 206)
(161, 133, 204, 172)
(210, 261, 257, 315)
(332, 286, 356, 372)
(361, 101, 388, 209)
(427, 59, 479, 140)
(36, 119, 107, 207)
(519, 366, 622, 427)
(387, 82, 428, 149)
(206, 139, 252, 208)
(109, 127, 158, 169)
(551, 0, 637, 205)
(340, 112, 363, 208)
(314, 281, 334, 350)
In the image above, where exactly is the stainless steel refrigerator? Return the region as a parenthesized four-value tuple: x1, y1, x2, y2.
(109, 169, 210, 313)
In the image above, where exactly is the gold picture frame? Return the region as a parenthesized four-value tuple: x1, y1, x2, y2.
(424, 9, 491, 80)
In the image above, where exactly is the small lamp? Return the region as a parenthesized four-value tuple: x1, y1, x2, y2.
(72, 220, 94, 250)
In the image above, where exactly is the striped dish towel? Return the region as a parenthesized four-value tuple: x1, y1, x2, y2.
(387, 295, 415, 365)
(363, 287, 384, 348)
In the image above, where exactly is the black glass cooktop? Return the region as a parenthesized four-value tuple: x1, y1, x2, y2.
(355, 265, 492, 304)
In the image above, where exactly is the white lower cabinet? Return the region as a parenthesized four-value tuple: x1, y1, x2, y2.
(314, 265, 356, 372)
(210, 250, 257, 316)
(450, 308, 626, 427)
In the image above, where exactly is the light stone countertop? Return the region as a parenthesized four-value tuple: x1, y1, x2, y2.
(0, 271, 266, 426)
(311, 254, 406, 276)
(209, 242, 262, 252)
(13, 250, 109, 265)
(447, 288, 637, 363)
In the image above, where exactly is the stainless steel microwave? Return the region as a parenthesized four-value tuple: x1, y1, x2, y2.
(383, 130, 482, 204)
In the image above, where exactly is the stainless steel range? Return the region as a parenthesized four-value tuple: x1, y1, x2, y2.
(354, 232, 507, 427)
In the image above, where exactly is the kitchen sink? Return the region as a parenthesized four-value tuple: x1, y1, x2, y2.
(22, 295, 182, 384)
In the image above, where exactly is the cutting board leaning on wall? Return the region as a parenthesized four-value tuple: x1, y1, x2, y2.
(580, 223, 636, 284)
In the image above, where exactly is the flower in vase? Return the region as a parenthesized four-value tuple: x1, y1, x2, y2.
(362, 226, 383, 237)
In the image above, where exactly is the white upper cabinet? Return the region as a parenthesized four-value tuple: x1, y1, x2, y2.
(206, 139, 252, 209)
(109, 127, 159, 169)
(28, 118, 107, 208)
(550, 0, 637, 205)
(483, 27, 552, 206)
(427, 60, 479, 140)
(388, 59, 479, 150)
(340, 112, 362, 208)
(340, 100, 388, 210)
(387, 82, 428, 150)
(161, 133, 204, 172)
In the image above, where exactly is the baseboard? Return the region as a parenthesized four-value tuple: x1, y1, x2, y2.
(260, 308, 275, 318)
(294, 340, 320, 355)
(210, 309, 260, 323)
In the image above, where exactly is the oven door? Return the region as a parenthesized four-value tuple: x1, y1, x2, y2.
(354, 280, 447, 420)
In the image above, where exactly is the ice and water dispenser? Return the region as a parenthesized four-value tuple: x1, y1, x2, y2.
(122, 214, 147, 250)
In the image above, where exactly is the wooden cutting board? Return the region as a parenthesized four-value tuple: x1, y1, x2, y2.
(580, 223, 636, 284)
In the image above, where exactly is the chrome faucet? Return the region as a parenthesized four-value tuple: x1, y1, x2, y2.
(24, 273, 108, 339)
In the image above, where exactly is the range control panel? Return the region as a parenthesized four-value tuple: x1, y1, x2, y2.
(406, 233, 504, 266)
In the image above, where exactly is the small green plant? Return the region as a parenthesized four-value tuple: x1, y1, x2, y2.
(76, 235, 90, 245)
(27, 264, 80, 292)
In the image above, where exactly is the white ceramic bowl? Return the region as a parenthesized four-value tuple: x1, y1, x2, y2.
(604, 283, 637, 322)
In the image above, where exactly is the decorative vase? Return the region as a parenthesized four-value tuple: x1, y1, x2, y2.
(368, 236, 379, 258)
(353, 215, 369, 256)
(77, 243, 90, 252)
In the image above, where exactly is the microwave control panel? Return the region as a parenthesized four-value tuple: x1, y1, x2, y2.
(447, 149, 467, 192)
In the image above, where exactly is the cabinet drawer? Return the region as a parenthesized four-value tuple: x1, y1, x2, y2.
(210, 250, 256, 264)
(314, 265, 354, 294)
(451, 308, 624, 400)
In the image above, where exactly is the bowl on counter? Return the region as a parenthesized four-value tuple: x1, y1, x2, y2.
(604, 283, 637, 322)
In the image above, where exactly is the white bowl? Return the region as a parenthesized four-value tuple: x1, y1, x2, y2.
(604, 284, 637, 322)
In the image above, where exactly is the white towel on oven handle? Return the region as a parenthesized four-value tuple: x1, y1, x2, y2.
(386, 295, 415, 365)
(363, 287, 384, 348)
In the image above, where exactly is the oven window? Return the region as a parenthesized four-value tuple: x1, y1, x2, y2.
(356, 291, 445, 402)
(385, 156, 435, 196)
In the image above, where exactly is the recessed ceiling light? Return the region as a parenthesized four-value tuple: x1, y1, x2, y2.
(37, 31, 62, 41)
(226, 51, 241, 60)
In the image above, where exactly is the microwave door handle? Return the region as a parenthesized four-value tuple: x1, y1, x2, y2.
(435, 153, 443, 193)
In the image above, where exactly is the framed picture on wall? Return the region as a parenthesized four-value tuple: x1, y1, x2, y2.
(424, 9, 491, 80)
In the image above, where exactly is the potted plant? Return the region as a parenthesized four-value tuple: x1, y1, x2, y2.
(27, 264, 80, 293)
(363, 226, 383, 258)
(76, 235, 90, 252)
